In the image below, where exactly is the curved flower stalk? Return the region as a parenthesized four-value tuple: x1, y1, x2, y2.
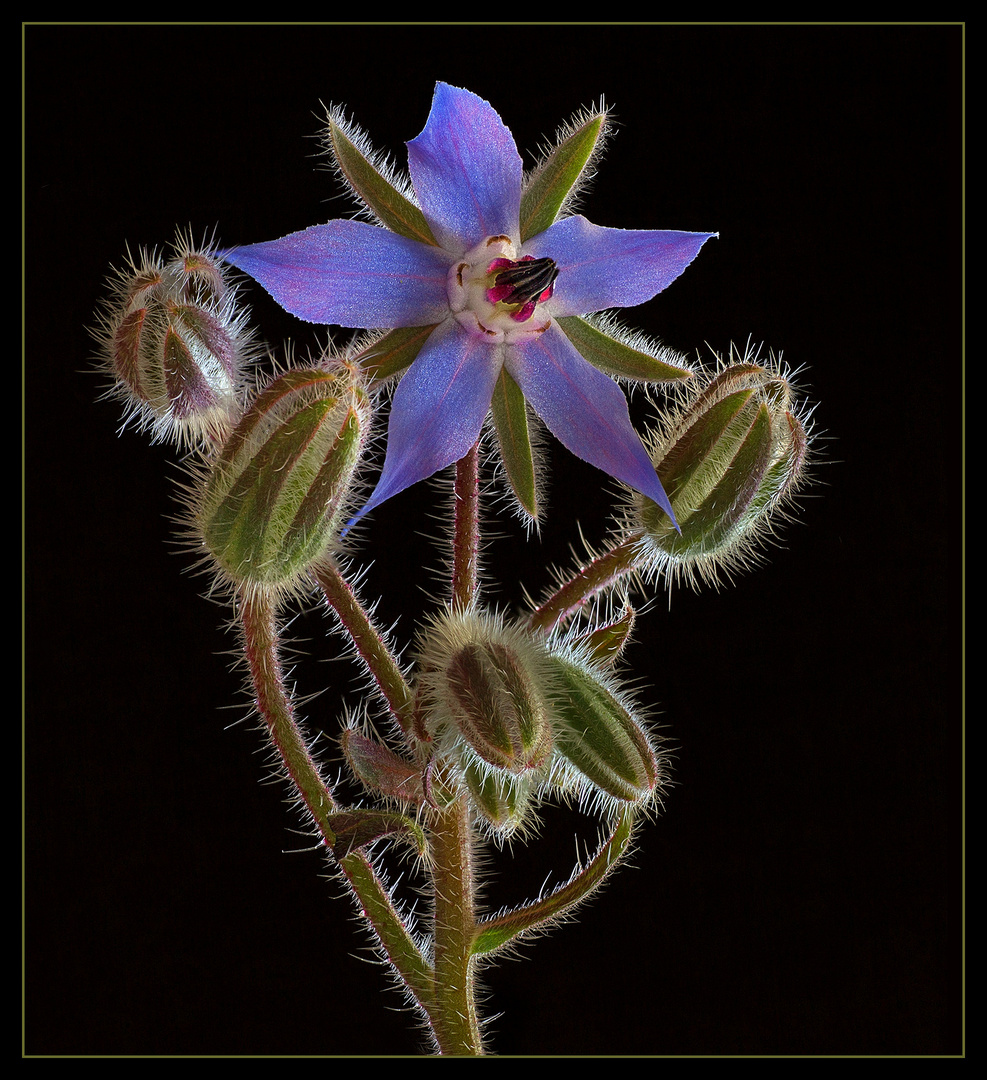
(528, 345, 816, 632)
(221, 82, 716, 525)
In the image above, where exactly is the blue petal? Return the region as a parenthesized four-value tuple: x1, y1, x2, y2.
(525, 216, 717, 316)
(406, 83, 523, 254)
(352, 320, 504, 522)
(507, 323, 678, 525)
(221, 220, 450, 327)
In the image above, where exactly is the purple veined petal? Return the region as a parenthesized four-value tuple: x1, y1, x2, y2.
(507, 322, 678, 525)
(220, 220, 451, 328)
(525, 215, 717, 316)
(406, 82, 523, 255)
(350, 319, 505, 524)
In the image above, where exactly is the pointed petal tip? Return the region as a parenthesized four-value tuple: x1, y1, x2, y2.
(408, 82, 522, 252)
(341, 470, 404, 535)
(639, 477, 679, 534)
(340, 501, 372, 539)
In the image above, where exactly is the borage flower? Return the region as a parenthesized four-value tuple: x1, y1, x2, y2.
(221, 82, 716, 526)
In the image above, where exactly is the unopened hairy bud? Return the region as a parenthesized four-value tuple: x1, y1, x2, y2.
(543, 646, 662, 812)
(631, 343, 814, 589)
(193, 360, 371, 598)
(94, 233, 256, 449)
(415, 609, 555, 836)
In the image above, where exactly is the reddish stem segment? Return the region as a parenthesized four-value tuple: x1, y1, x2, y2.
(313, 560, 414, 731)
(527, 532, 645, 634)
(239, 588, 339, 837)
(238, 586, 435, 1017)
(452, 442, 481, 610)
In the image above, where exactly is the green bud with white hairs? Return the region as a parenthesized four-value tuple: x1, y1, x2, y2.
(195, 362, 370, 596)
(632, 346, 812, 589)
(544, 649, 660, 809)
(417, 611, 554, 774)
(414, 609, 556, 837)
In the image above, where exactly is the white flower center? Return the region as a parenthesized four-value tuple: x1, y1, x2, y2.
(447, 236, 556, 343)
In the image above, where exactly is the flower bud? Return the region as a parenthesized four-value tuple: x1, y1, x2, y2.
(462, 758, 536, 838)
(419, 612, 553, 775)
(632, 348, 812, 588)
(162, 245, 229, 306)
(340, 727, 425, 807)
(544, 651, 659, 807)
(414, 610, 557, 839)
(195, 363, 370, 595)
(96, 240, 254, 448)
(454, 640, 552, 771)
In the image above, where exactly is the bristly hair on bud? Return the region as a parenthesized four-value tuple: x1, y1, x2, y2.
(627, 340, 817, 592)
(539, 633, 668, 821)
(93, 230, 259, 451)
(182, 346, 373, 606)
(413, 607, 558, 841)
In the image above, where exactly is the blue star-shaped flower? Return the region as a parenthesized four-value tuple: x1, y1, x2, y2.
(221, 82, 716, 526)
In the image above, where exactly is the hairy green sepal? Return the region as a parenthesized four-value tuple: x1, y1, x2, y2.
(557, 315, 693, 383)
(489, 367, 538, 519)
(520, 111, 606, 242)
(326, 117, 437, 246)
(355, 324, 438, 385)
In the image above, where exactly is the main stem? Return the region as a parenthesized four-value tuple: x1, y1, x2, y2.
(429, 443, 483, 1055)
(430, 775, 482, 1054)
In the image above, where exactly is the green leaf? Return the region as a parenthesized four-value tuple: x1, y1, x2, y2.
(326, 117, 438, 246)
(471, 808, 637, 956)
(557, 316, 694, 384)
(520, 111, 605, 242)
(489, 367, 539, 520)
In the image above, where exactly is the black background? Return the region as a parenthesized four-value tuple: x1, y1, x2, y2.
(25, 23, 963, 1057)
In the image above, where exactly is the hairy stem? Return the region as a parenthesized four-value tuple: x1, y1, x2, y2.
(338, 849, 435, 1014)
(451, 442, 480, 610)
(237, 586, 434, 1021)
(238, 588, 340, 838)
(426, 445, 484, 1055)
(429, 784, 482, 1055)
(472, 807, 637, 957)
(527, 531, 645, 634)
(313, 559, 414, 731)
